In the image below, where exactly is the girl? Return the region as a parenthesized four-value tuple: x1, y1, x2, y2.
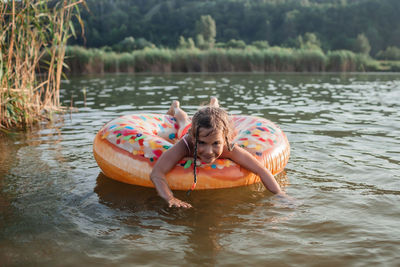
(150, 97, 285, 208)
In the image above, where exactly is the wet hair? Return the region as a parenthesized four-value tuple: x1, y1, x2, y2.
(187, 106, 234, 193)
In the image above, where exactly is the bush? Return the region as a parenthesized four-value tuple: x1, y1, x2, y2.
(251, 40, 270, 50)
(112, 36, 155, 52)
(375, 46, 400, 60)
(226, 39, 247, 49)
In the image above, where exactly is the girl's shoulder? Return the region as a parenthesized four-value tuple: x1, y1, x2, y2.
(221, 142, 237, 158)
(180, 134, 194, 155)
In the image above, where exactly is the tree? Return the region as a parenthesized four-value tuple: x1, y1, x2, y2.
(113, 36, 136, 52)
(195, 15, 216, 49)
(178, 36, 195, 49)
(375, 46, 400, 60)
(296, 32, 322, 50)
(178, 36, 188, 49)
(196, 34, 206, 50)
(353, 33, 371, 55)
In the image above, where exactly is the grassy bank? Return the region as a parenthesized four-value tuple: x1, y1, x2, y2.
(64, 46, 393, 74)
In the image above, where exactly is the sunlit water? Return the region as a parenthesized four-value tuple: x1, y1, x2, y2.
(1, 73, 399, 266)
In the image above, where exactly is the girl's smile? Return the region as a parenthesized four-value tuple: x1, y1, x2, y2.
(196, 128, 224, 164)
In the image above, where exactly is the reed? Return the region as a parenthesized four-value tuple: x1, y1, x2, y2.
(63, 46, 387, 74)
(171, 49, 203, 72)
(327, 50, 354, 71)
(65, 45, 91, 73)
(294, 49, 326, 72)
(0, 0, 84, 129)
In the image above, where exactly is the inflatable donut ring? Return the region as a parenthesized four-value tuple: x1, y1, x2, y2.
(93, 114, 290, 190)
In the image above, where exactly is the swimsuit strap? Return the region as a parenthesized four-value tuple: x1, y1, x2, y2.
(182, 135, 191, 154)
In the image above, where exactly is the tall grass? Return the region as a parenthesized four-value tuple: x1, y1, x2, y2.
(326, 50, 374, 72)
(1, 0, 84, 129)
(63, 46, 381, 74)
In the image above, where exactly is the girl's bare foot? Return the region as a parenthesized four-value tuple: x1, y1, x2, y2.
(167, 100, 191, 138)
(167, 100, 180, 116)
(210, 97, 219, 108)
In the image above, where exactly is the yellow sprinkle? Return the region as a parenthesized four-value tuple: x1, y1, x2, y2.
(149, 140, 157, 149)
(101, 132, 110, 139)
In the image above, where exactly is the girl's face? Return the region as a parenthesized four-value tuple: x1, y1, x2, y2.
(196, 127, 225, 164)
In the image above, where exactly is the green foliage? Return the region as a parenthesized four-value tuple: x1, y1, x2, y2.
(226, 39, 247, 49)
(178, 36, 196, 50)
(113, 36, 136, 52)
(112, 36, 154, 52)
(251, 41, 270, 50)
(196, 34, 207, 50)
(385, 61, 400, 71)
(375, 46, 400, 60)
(294, 49, 326, 71)
(353, 34, 371, 55)
(195, 15, 216, 48)
(66, 45, 384, 73)
(296, 33, 322, 50)
(65, 46, 92, 73)
(70, 0, 400, 57)
(326, 50, 373, 71)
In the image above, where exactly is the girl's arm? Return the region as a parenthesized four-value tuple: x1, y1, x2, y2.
(226, 145, 283, 194)
(150, 139, 192, 208)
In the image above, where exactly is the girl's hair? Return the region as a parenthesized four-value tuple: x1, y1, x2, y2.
(187, 106, 234, 192)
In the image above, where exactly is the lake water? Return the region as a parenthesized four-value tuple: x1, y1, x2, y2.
(1, 73, 399, 266)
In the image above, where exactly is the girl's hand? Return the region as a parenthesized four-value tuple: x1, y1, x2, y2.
(272, 192, 298, 208)
(167, 197, 192, 208)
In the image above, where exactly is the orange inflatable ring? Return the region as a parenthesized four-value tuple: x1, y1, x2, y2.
(93, 113, 290, 190)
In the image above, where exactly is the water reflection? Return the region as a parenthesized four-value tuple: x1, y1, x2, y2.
(1, 73, 399, 265)
(94, 172, 162, 212)
(94, 170, 293, 264)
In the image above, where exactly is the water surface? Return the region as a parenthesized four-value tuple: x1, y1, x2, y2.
(1, 73, 399, 266)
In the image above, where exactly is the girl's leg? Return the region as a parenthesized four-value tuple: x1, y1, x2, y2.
(167, 100, 191, 138)
(167, 97, 219, 138)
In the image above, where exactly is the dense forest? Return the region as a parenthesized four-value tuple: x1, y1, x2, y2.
(71, 0, 400, 56)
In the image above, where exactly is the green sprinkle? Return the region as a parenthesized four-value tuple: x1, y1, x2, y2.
(135, 135, 145, 141)
(123, 135, 134, 141)
(163, 145, 171, 149)
(183, 160, 192, 169)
